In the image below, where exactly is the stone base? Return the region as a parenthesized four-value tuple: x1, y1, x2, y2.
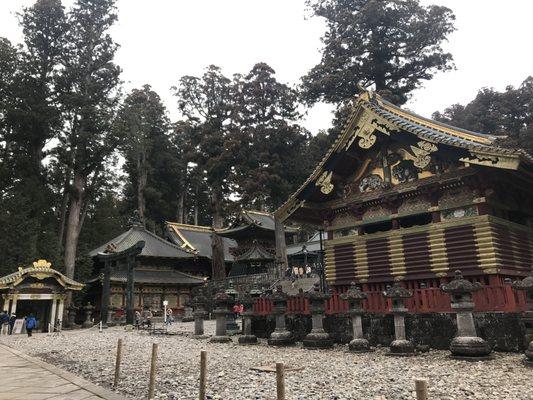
(226, 322, 240, 332)
(268, 330, 294, 346)
(82, 322, 93, 329)
(181, 317, 194, 322)
(193, 334, 209, 340)
(238, 335, 258, 345)
(210, 335, 231, 343)
(523, 358, 533, 367)
(450, 336, 492, 358)
(348, 338, 372, 353)
(450, 355, 495, 361)
(387, 339, 415, 357)
(303, 331, 333, 349)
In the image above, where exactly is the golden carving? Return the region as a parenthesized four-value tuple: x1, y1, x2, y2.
(32, 259, 52, 269)
(410, 141, 438, 169)
(316, 171, 334, 194)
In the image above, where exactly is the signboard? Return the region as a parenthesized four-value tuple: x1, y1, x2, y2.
(12, 318, 25, 334)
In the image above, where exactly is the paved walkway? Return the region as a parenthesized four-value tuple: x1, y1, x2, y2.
(0, 343, 125, 400)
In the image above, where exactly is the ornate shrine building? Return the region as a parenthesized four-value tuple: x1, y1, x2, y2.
(217, 210, 298, 277)
(0, 260, 84, 331)
(164, 221, 235, 275)
(88, 216, 206, 315)
(275, 91, 533, 312)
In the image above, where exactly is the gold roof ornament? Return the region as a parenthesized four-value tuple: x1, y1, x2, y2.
(32, 259, 52, 269)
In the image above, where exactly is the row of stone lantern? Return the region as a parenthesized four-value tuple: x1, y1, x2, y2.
(191, 272, 533, 365)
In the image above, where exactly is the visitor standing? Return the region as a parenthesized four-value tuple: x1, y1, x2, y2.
(8, 313, 16, 335)
(25, 314, 37, 337)
(165, 308, 173, 326)
(0, 311, 8, 335)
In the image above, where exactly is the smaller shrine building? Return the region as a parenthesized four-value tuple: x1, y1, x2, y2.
(0, 259, 84, 332)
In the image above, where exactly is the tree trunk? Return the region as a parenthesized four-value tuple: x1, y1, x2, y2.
(210, 190, 226, 280)
(193, 185, 199, 225)
(58, 169, 72, 249)
(137, 151, 147, 221)
(64, 172, 85, 280)
(177, 190, 185, 223)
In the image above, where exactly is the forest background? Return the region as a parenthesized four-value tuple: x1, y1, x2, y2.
(0, 0, 531, 283)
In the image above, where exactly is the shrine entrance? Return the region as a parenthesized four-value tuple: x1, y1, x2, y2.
(15, 300, 51, 333)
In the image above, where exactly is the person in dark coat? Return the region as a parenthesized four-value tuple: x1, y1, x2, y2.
(25, 314, 37, 337)
(0, 311, 8, 335)
(8, 313, 16, 335)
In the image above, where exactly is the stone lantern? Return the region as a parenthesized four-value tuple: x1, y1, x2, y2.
(192, 288, 209, 338)
(237, 291, 257, 344)
(267, 285, 294, 346)
(210, 290, 232, 343)
(512, 275, 533, 366)
(383, 282, 414, 356)
(340, 282, 371, 352)
(225, 280, 240, 333)
(82, 303, 95, 328)
(303, 283, 333, 349)
(66, 305, 80, 329)
(441, 270, 492, 359)
(107, 306, 118, 327)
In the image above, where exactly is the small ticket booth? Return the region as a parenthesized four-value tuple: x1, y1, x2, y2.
(0, 260, 84, 332)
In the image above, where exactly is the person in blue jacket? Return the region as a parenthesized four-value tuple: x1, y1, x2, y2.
(25, 313, 37, 337)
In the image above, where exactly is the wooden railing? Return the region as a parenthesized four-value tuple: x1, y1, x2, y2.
(252, 284, 527, 315)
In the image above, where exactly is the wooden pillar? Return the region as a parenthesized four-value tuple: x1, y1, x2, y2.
(100, 260, 111, 326)
(125, 256, 136, 326)
(274, 216, 288, 278)
(50, 297, 58, 332)
(57, 297, 65, 329)
(10, 295, 18, 315)
(2, 295, 9, 312)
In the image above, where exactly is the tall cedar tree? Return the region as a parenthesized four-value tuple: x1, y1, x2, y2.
(433, 77, 533, 154)
(0, 1, 66, 275)
(233, 63, 311, 210)
(115, 85, 181, 229)
(173, 65, 237, 279)
(302, 0, 456, 107)
(58, 0, 121, 283)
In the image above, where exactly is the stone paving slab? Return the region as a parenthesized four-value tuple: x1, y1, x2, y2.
(0, 344, 125, 400)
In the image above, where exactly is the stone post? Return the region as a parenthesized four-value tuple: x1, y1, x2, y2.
(238, 291, 258, 344)
(192, 289, 208, 338)
(268, 285, 294, 346)
(513, 275, 533, 366)
(210, 290, 232, 343)
(82, 303, 95, 329)
(225, 280, 240, 333)
(383, 282, 414, 356)
(340, 282, 371, 352)
(441, 270, 492, 359)
(303, 283, 333, 349)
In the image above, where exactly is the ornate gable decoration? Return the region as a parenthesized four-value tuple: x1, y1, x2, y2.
(0, 260, 84, 291)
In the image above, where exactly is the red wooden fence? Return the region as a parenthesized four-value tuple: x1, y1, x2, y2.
(252, 284, 527, 315)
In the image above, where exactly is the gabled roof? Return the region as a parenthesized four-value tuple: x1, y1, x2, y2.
(275, 90, 533, 222)
(88, 268, 206, 285)
(89, 225, 195, 259)
(234, 243, 275, 262)
(0, 259, 84, 291)
(218, 210, 298, 239)
(164, 222, 235, 262)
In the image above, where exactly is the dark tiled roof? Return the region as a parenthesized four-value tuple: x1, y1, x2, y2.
(164, 222, 235, 261)
(89, 226, 194, 259)
(108, 268, 205, 285)
(235, 245, 275, 262)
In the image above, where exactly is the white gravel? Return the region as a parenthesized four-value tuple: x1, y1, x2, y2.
(1, 321, 532, 400)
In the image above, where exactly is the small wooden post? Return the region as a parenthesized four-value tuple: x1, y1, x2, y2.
(113, 339, 123, 387)
(148, 343, 158, 400)
(415, 379, 428, 400)
(199, 350, 207, 400)
(276, 362, 285, 400)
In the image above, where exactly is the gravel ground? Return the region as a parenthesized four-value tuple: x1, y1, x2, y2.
(1, 321, 532, 400)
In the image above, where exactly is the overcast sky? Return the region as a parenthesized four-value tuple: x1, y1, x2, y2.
(1, 0, 532, 133)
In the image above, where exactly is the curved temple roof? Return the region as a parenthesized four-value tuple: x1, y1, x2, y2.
(0, 259, 84, 291)
(275, 90, 533, 222)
